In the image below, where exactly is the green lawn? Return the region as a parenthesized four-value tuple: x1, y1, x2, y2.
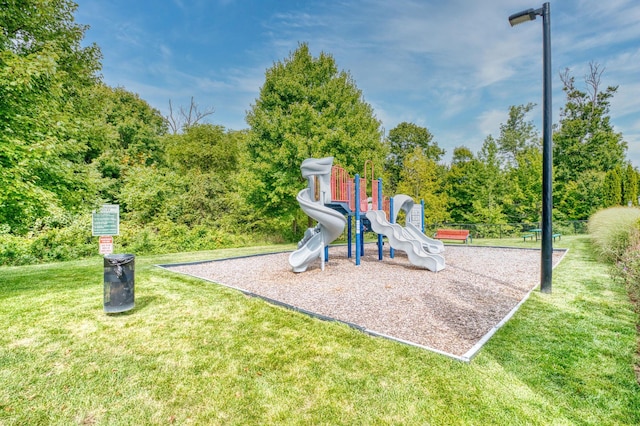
(1, 237, 638, 425)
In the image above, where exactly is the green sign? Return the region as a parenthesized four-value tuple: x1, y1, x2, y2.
(92, 204, 120, 236)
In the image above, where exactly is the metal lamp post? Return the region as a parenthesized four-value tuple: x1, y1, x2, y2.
(509, 2, 553, 293)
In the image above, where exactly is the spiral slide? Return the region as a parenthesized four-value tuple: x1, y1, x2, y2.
(366, 210, 445, 272)
(289, 188, 347, 272)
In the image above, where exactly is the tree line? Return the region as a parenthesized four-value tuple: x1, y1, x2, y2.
(1, 1, 636, 263)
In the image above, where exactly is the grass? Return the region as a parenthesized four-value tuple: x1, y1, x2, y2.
(1, 238, 639, 424)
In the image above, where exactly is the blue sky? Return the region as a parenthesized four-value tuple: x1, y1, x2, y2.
(76, 0, 640, 167)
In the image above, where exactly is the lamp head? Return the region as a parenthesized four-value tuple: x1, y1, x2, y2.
(509, 8, 537, 26)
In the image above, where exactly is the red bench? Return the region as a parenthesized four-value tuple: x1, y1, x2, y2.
(434, 229, 471, 244)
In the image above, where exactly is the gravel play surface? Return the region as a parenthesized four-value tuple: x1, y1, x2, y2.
(163, 244, 567, 360)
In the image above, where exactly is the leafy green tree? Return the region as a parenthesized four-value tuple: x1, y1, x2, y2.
(119, 165, 181, 225)
(0, 0, 102, 233)
(104, 87, 167, 164)
(553, 64, 627, 219)
(87, 85, 167, 206)
(396, 148, 450, 223)
(504, 146, 543, 223)
(163, 124, 242, 226)
(445, 147, 478, 222)
(496, 103, 539, 166)
(464, 136, 509, 224)
(385, 122, 444, 193)
(555, 170, 606, 220)
(245, 43, 384, 235)
(165, 124, 237, 174)
(491, 103, 542, 222)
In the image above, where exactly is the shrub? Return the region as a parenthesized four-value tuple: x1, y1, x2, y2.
(0, 214, 95, 266)
(589, 207, 640, 314)
(0, 216, 272, 266)
(588, 207, 640, 263)
(618, 230, 640, 307)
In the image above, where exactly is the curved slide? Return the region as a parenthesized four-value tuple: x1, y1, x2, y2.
(405, 222, 445, 254)
(289, 187, 347, 273)
(366, 210, 445, 272)
(391, 194, 443, 254)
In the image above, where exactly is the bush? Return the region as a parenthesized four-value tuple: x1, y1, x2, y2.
(588, 207, 640, 263)
(588, 206, 640, 313)
(0, 215, 272, 266)
(618, 231, 640, 306)
(0, 214, 95, 266)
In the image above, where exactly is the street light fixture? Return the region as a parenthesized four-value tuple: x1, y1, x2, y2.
(508, 8, 538, 26)
(509, 2, 553, 294)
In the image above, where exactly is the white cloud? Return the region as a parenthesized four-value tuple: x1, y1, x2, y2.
(79, 0, 640, 165)
(477, 109, 506, 138)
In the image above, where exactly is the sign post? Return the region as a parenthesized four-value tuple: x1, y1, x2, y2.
(98, 236, 114, 255)
(93, 204, 119, 254)
(92, 204, 120, 237)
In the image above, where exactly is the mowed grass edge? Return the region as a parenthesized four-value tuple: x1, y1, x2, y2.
(1, 237, 638, 424)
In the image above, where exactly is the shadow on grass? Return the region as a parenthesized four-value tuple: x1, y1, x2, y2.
(104, 295, 158, 316)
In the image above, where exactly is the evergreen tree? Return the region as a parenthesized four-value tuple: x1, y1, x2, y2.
(622, 163, 638, 206)
(603, 168, 622, 207)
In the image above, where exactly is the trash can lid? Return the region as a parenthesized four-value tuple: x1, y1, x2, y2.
(105, 254, 135, 265)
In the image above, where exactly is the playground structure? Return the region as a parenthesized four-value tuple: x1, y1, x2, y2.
(288, 157, 445, 273)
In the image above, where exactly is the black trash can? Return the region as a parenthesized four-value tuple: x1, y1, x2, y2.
(104, 254, 135, 313)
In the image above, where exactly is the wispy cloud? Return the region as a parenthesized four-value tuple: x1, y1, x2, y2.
(77, 0, 640, 165)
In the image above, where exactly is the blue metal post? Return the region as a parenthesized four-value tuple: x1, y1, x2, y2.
(355, 174, 361, 266)
(421, 199, 425, 233)
(389, 197, 395, 259)
(377, 177, 383, 260)
(347, 214, 352, 258)
(360, 220, 365, 255)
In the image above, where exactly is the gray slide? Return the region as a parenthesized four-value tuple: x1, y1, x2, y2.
(289, 157, 347, 273)
(366, 210, 445, 272)
(391, 194, 444, 254)
(405, 222, 445, 254)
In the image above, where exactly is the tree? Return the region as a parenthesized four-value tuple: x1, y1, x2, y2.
(445, 147, 478, 222)
(553, 63, 628, 219)
(396, 148, 450, 223)
(621, 163, 638, 206)
(385, 122, 444, 193)
(165, 97, 215, 135)
(490, 103, 542, 222)
(504, 146, 543, 223)
(86, 85, 167, 205)
(165, 124, 237, 173)
(164, 124, 242, 225)
(245, 43, 384, 235)
(465, 136, 509, 224)
(603, 167, 622, 207)
(555, 170, 606, 220)
(0, 0, 102, 233)
(496, 103, 539, 166)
